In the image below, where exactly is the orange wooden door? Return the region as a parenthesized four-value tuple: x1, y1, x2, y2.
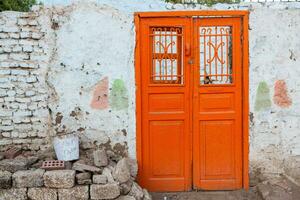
(138, 15, 245, 192)
(139, 18, 192, 191)
(192, 18, 243, 190)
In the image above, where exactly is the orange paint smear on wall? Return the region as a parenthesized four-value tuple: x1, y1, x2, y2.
(273, 80, 292, 108)
(90, 77, 109, 109)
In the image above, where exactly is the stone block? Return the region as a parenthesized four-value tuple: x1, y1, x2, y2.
(143, 189, 151, 200)
(90, 184, 120, 200)
(58, 185, 89, 200)
(119, 180, 133, 195)
(129, 182, 144, 200)
(0, 159, 28, 172)
(13, 169, 44, 188)
(93, 174, 107, 184)
(76, 172, 92, 185)
(102, 167, 115, 183)
(116, 195, 135, 200)
(32, 32, 43, 39)
(43, 170, 75, 188)
(72, 162, 101, 173)
(114, 158, 131, 183)
(27, 187, 57, 200)
(0, 171, 11, 189)
(93, 149, 108, 167)
(0, 188, 27, 200)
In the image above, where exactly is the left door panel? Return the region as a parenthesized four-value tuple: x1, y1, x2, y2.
(139, 18, 192, 191)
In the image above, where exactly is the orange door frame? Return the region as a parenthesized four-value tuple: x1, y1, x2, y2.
(134, 10, 249, 190)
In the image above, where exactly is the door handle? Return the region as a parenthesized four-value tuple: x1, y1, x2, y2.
(185, 43, 191, 56)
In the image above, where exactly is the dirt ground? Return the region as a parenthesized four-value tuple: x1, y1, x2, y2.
(151, 187, 261, 200)
(151, 176, 300, 200)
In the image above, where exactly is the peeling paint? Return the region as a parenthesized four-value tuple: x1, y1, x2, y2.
(90, 77, 109, 109)
(255, 81, 271, 111)
(273, 80, 292, 108)
(109, 79, 129, 110)
(55, 112, 63, 124)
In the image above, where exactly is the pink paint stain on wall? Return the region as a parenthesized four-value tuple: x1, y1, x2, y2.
(273, 80, 292, 108)
(90, 77, 109, 109)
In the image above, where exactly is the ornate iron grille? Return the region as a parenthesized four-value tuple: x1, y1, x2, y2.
(199, 26, 233, 84)
(150, 27, 183, 84)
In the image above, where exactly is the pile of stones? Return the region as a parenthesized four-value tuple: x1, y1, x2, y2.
(0, 148, 151, 200)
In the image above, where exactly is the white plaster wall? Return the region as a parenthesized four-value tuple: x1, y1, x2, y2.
(248, 5, 300, 176)
(47, 3, 137, 156)
(45, 1, 300, 174)
(1, 0, 300, 182)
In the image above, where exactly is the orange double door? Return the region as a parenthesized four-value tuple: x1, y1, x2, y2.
(137, 14, 248, 191)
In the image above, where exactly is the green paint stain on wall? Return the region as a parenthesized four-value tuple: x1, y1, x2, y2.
(255, 81, 271, 111)
(110, 79, 129, 110)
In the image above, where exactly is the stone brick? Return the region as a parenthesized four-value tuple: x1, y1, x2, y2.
(0, 158, 29, 173)
(27, 187, 57, 200)
(13, 139, 32, 144)
(15, 97, 31, 103)
(90, 184, 120, 200)
(114, 158, 131, 183)
(76, 172, 92, 185)
(0, 171, 12, 189)
(119, 180, 133, 195)
(2, 132, 11, 138)
(116, 196, 135, 200)
(43, 170, 75, 189)
(2, 47, 12, 53)
(12, 169, 44, 188)
(6, 90, 16, 97)
(93, 149, 108, 167)
(14, 110, 32, 117)
(0, 126, 13, 132)
(0, 89, 7, 97)
(9, 33, 20, 39)
(4, 97, 15, 102)
(0, 188, 27, 200)
(0, 54, 8, 60)
(12, 45, 22, 52)
(17, 19, 28, 26)
(26, 76, 38, 83)
(93, 174, 107, 184)
(23, 45, 33, 52)
(20, 32, 31, 38)
(9, 53, 29, 61)
(128, 182, 144, 200)
(102, 167, 115, 183)
(32, 32, 43, 39)
(143, 189, 151, 200)
(58, 185, 89, 200)
(1, 119, 12, 125)
(72, 162, 101, 173)
(0, 70, 10, 75)
(0, 33, 9, 39)
(11, 69, 29, 76)
(0, 139, 12, 146)
(28, 20, 39, 26)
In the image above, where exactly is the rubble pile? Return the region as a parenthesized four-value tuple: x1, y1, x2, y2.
(0, 148, 151, 200)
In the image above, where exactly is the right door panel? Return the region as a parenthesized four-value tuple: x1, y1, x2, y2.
(193, 18, 243, 190)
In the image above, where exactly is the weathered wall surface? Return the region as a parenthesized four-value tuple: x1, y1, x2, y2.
(249, 6, 300, 183)
(0, 10, 52, 151)
(0, 0, 300, 184)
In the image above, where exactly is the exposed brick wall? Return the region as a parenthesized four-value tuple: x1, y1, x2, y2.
(0, 11, 50, 151)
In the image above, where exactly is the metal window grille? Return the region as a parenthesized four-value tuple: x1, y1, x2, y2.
(150, 27, 183, 84)
(199, 26, 233, 85)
